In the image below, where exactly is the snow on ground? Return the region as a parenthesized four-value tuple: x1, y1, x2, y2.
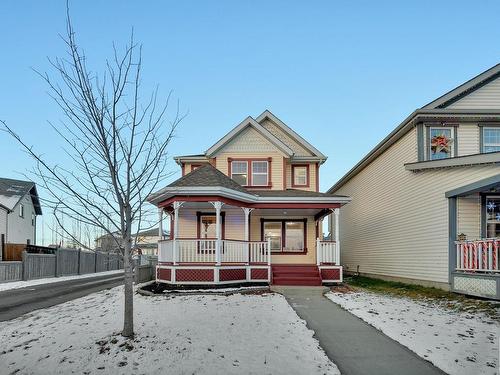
(0, 286, 339, 375)
(0, 270, 123, 292)
(327, 291, 498, 375)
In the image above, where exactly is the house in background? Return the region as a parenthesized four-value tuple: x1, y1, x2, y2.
(148, 110, 350, 285)
(0, 178, 42, 260)
(95, 227, 168, 255)
(328, 64, 500, 299)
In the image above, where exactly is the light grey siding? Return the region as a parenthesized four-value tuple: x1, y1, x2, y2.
(7, 194, 36, 244)
(457, 194, 481, 239)
(456, 124, 480, 156)
(333, 128, 499, 285)
(446, 76, 500, 109)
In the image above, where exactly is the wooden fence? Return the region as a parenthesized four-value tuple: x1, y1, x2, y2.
(0, 248, 124, 283)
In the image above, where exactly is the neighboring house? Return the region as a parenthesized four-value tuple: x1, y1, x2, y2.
(95, 227, 168, 255)
(0, 178, 42, 260)
(148, 110, 350, 285)
(327, 64, 500, 299)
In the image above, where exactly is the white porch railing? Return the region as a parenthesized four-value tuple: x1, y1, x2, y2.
(159, 239, 270, 265)
(316, 239, 339, 265)
(455, 239, 499, 272)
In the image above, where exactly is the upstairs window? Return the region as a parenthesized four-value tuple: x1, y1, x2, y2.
(230, 159, 271, 187)
(429, 127, 455, 160)
(292, 165, 309, 187)
(31, 213, 35, 226)
(231, 161, 248, 185)
(483, 127, 500, 153)
(251, 161, 269, 186)
(19, 204, 24, 218)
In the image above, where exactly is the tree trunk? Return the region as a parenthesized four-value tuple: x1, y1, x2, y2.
(122, 229, 134, 338)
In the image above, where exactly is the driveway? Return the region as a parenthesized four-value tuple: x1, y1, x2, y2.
(273, 286, 446, 375)
(0, 273, 124, 321)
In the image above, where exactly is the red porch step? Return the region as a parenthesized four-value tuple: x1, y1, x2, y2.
(272, 265, 322, 286)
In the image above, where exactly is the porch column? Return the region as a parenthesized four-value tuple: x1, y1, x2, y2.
(334, 208, 340, 264)
(158, 208, 164, 239)
(210, 201, 223, 266)
(242, 207, 253, 265)
(173, 201, 184, 265)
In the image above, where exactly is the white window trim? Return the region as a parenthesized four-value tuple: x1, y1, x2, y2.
(231, 161, 248, 186)
(429, 126, 455, 160)
(482, 127, 500, 152)
(293, 166, 308, 186)
(19, 204, 24, 218)
(251, 161, 269, 186)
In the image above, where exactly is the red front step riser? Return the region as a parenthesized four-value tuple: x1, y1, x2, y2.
(271, 265, 322, 286)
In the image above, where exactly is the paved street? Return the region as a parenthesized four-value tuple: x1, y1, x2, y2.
(0, 273, 124, 321)
(273, 286, 446, 375)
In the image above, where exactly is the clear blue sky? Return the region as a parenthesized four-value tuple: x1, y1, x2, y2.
(1, 1, 499, 242)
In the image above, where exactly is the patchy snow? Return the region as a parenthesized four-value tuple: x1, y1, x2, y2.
(327, 291, 498, 375)
(0, 286, 339, 375)
(0, 270, 123, 292)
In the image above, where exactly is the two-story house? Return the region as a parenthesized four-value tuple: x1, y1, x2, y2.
(328, 64, 500, 299)
(148, 110, 350, 285)
(0, 178, 42, 260)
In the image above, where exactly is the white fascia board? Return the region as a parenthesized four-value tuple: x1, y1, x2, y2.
(147, 186, 351, 206)
(172, 156, 209, 165)
(256, 110, 327, 160)
(405, 152, 500, 171)
(205, 116, 293, 157)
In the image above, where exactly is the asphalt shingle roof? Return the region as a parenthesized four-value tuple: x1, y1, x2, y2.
(0, 177, 42, 214)
(167, 164, 250, 194)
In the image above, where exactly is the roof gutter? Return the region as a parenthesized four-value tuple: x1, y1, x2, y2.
(328, 109, 500, 193)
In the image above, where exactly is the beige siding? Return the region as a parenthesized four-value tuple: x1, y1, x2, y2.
(333, 127, 499, 284)
(447, 76, 500, 109)
(457, 194, 481, 239)
(457, 124, 480, 156)
(221, 126, 283, 153)
(285, 162, 318, 192)
(7, 194, 36, 244)
(260, 119, 313, 156)
(250, 213, 317, 264)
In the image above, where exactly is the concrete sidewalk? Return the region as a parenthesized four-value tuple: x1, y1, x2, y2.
(273, 286, 446, 375)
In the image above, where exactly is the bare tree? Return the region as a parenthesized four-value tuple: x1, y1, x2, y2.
(1, 8, 182, 337)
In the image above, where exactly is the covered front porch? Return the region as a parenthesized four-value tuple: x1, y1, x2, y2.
(447, 174, 500, 299)
(154, 199, 344, 285)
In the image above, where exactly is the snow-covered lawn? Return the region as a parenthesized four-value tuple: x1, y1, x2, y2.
(0, 286, 339, 375)
(327, 291, 498, 375)
(0, 270, 123, 292)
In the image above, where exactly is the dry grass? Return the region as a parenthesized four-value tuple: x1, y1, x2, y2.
(336, 276, 500, 320)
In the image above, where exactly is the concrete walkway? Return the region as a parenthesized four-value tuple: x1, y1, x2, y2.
(273, 286, 446, 375)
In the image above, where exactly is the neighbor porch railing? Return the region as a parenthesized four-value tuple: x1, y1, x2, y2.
(158, 239, 271, 265)
(316, 239, 339, 265)
(455, 239, 500, 272)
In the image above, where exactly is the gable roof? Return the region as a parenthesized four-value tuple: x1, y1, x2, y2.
(328, 63, 500, 194)
(0, 178, 42, 215)
(205, 116, 294, 157)
(423, 63, 500, 109)
(256, 110, 327, 160)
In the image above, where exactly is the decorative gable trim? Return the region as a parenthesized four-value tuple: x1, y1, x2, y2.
(205, 116, 293, 157)
(255, 110, 327, 161)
